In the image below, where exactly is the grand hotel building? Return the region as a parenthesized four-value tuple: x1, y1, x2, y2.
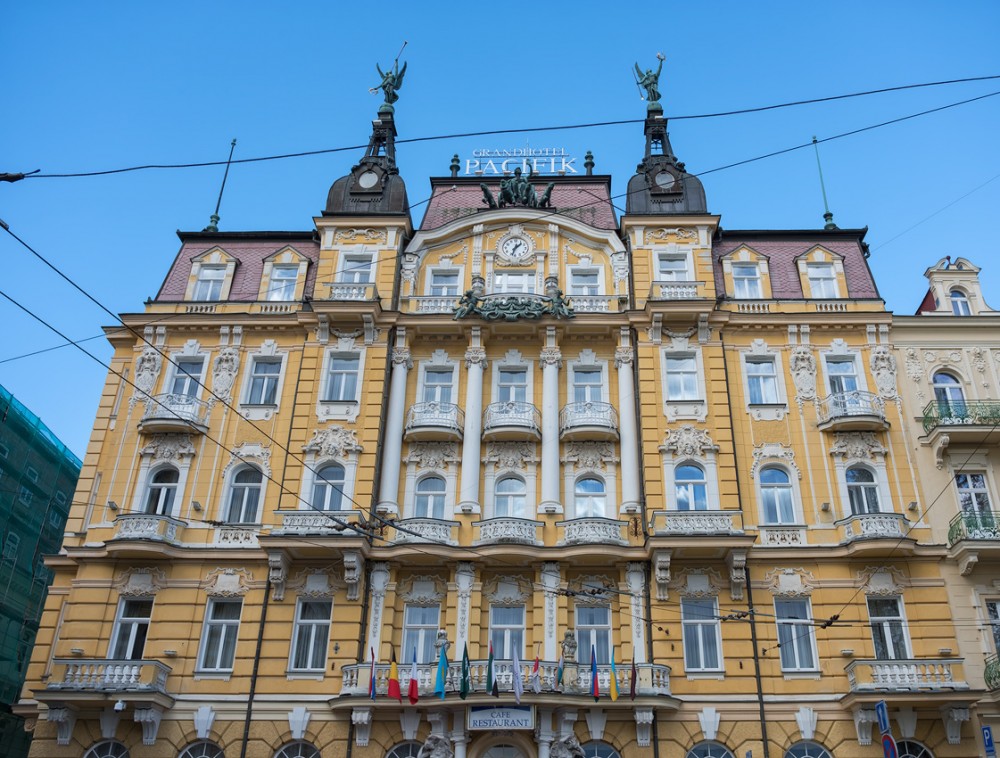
(15, 92, 1000, 758)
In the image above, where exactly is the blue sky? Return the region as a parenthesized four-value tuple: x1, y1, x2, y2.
(3, 1, 999, 457)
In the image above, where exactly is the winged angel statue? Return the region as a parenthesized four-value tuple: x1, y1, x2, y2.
(371, 59, 407, 106)
(634, 53, 666, 103)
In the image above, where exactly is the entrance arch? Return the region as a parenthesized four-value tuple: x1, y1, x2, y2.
(471, 732, 536, 758)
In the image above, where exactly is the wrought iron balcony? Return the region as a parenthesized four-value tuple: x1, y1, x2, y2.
(138, 393, 209, 434)
(816, 391, 887, 431)
(557, 517, 627, 546)
(948, 510, 1000, 545)
(985, 653, 1000, 691)
(922, 400, 1000, 436)
(111, 513, 184, 546)
(483, 401, 541, 441)
(837, 512, 907, 542)
(47, 659, 172, 695)
(272, 509, 362, 536)
(559, 401, 619, 441)
(391, 518, 459, 546)
(651, 509, 743, 536)
(649, 281, 704, 300)
(473, 517, 542, 546)
(325, 283, 377, 301)
(404, 402, 464, 441)
(845, 658, 968, 692)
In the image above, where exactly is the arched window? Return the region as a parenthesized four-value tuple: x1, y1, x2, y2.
(575, 477, 607, 518)
(482, 747, 526, 758)
(144, 467, 179, 515)
(675, 464, 708, 511)
(226, 466, 262, 523)
(784, 744, 832, 758)
(178, 742, 225, 758)
(759, 467, 795, 524)
(385, 743, 424, 758)
(896, 742, 934, 758)
(495, 477, 526, 518)
(950, 289, 972, 316)
(415, 476, 446, 519)
(273, 743, 321, 758)
(932, 372, 966, 415)
(686, 742, 735, 758)
(582, 742, 622, 758)
(846, 467, 881, 515)
(312, 464, 345, 511)
(83, 742, 130, 758)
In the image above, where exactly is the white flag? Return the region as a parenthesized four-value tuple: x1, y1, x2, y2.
(512, 648, 524, 704)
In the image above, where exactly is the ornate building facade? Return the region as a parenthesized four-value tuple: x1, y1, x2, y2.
(16, 89, 993, 758)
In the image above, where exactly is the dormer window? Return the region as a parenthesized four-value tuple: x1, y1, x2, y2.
(732, 263, 762, 298)
(193, 266, 226, 301)
(266, 265, 299, 301)
(807, 263, 839, 298)
(950, 289, 972, 316)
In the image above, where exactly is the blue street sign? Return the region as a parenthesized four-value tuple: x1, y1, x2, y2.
(881, 733, 898, 758)
(875, 700, 891, 735)
(984, 724, 996, 757)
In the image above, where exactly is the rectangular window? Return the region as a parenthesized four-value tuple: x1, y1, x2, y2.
(665, 356, 699, 401)
(193, 266, 226, 301)
(290, 600, 332, 672)
(18, 486, 32, 507)
(246, 358, 281, 405)
(732, 263, 762, 298)
(775, 599, 817, 671)
(490, 605, 525, 659)
(987, 601, 1000, 653)
(110, 598, 153, 661)
(2, 533, 19, 562)
(497, 369, 528, 403)
(422, 369, 454, 404)
(199, 599, 242, 672)
(493, 272, 535, 294)
(956, 472, 992, 514)
(681, 598, 722, 671)
(826, 358, 859, 395)
(338, 253, 374, 284)
(25, 466, 39, 483)
(266, 265, 299, 301)
(746, 359, 779, 404)
(657, 254, 690, 281)
(867, 597, 910, 660)
(572, 368, 603, 403)
(429, 271, 460, 297)
(402, 604, 440, 664)
(570, 269, 600, 296)
(170, 358, 205, 397)
(576, 605, 611, 665)
(808, 263, 838, 298)
(0, 442, 8, 458)
(325, 354, 360, 402)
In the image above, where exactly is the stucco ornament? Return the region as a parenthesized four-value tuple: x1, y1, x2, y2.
(551, 735, 586, 758)
(211, 346, 241, 404)
(140, 433, 195, 461)
(132, 346, 162, 406)
(484, 442, 537, 470)
(417, 734, 453, 758)
(561, 630, 578, 663)
(303, 426, 362, 459)
(405, 442, 459, 470)
(869, 346, 898, 400)
(563, 441, 618, 471)
(829, 432, 887, 460)
(789, 346, 817, 402)
(661, 425, 717, 457)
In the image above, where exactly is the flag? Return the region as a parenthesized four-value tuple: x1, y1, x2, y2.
(590, 645, 599, 702)
(369, 647, 377, 700)
(487, 641, 499, 697)
(387, 649, 401, 702)
(630, 658, 638, 701)
(556, 653, 565, 689)
(512, 648, 524, 704)
(434, 643, 448, 700)
(530, 654, 541, 694)
(460, 644, 471, 700)
(407, 648, 419, 705)
(609, 646, 619, 702)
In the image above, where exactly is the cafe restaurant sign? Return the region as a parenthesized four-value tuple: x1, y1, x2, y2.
(468, 705, 534, 731)
(464, 148, 578, 176)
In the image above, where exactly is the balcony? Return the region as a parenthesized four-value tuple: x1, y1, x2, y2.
(111, 513, 184, 546)
(816, 391, 888, 431)
(845, 659, 968, 693)
(649, 281, 705, 300)
(569, 295, 617, 313)
(272, 509, 363, 536)
(922, 400, 1000, 445)
(325, 282, 377, 301)
(391, 518, 459, 546)
(404, 402, 464, 441)
(557, 517, 627, 546)
(213, 525, 258, 547)
(473, 517, 542, 546)
(836, 512, 912, 555)
(559, 402, 619, 441)
(948, 510, 1000, 575)
(42, 659, 174, 709)
(651, 510, 743, 536)
(483, 401, 541, 441)
(138, 393, 209, 434)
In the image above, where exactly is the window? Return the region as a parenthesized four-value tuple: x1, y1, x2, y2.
(402, 604, 440, 664)
(675, 464, 708, 511)
(3, 533, 19, 562)
(807, 264, 838, 298)
(867, 596, 910, 660)
(582, 744, 621, 758)
(495, 477, 526, 518)
(686, 744, 734, 758)
(312, 465, 345, 511)
(570, 269, 600, 296)
(577, 605, 611, 665)
(385, 743, 425, 758)
(18, 485, 33, 507)
(290, 600, 331, 671)
(199, 599, 242, 671)
(955, 472, 992, 514)
(732, 263, 761, 298)
(273, 742, 321, 758)
(775, 599, 817, 671)
(110, 598, 153, 661)
(170, 358, 205, 397)
(429, 270, 460, 297)
(225, 466, 262, 523)
(657, 254, 690, 281)
(784, 744, 832, 758)
(490, 605, 525, 659)
(826, 358, 859, 395)
(143, 467, 179, 515)
(422, 369, 454, 404)
(932, 372, 965, 415)
(950, 289, 972, 316)
(193, 266, 225, 301)
(760, 467, 795, 524)
(497, 368, 528, 403)
(846, 467, 880, 514)
(665, 356, 699, 401)
(415, 476, 446, 519)
(986, 600, 1000, 653)
(574, 477, 606, 518)
(178, 742, 225, 758)
(25, 466, 38, 483)
(325, 354, 359, 402)
(895, 742, 933, 758)
(267, 265, 299, 301)
(82, 741, 130, 758)
(746, 359, 779, 404)
(338, 253, 373, 283)
(572, 368, 602, 403)
(681, 597, 722, 671)
(493, 272, 535, 294)
(246, 358, 281, 405)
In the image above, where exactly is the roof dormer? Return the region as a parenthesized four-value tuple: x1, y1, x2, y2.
(918, 256, 997, 316)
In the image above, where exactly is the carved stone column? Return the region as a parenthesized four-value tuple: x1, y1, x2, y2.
(378, 331, 411, 515)
(459, 330, 486, 513)
(616, 329, 641, 514)
(453, 562, 475, 661)
(364, 562, 391, 659)
(541, 562, 561, 660)
(540, 328, 562, 513)
(626, 562, 647, 663)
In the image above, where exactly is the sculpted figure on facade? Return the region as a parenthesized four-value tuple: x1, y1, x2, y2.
(133, 346, 162, 405)
(417, 734, 454, 758)
(869, 345, 898, 400)
(789, 346, 817, 402)
(211, 346, 241, 403)
(561, 630, 578, 662)
(551, 734, 586, 758)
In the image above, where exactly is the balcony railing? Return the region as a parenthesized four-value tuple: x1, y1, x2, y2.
(111, 513, 184, 545)
(473, 517, 542, 546)
(985, 654, 1000, 690)
(139, 393, 210, 433)
(559, 402, 618, 440)
(407, 296, 458, 314)
(816, 391, 886, 429)
(845, 659, 968, 692)
(558, 517, 627, 546)
(392, 518, 459, 546)
(569, 295, 616, 313)
(404, 402, 465, 440)
(837, 512, 907, 541)
(483, 401, 541, 439)
(651, 510, 743, 535)
(948, 510, 1000, 545)
(47, 659, 171, 694)
(649, 281, 704, 300)
(325, 283, 377, 301)
(272, 509, 362, 536)
(922, 400, 1000, 434)
(213, 526, 258, 547)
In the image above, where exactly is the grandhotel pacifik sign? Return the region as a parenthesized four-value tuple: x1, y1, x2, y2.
(464, 148, 577, 176)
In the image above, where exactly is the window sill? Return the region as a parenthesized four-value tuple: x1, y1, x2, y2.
(782, 671, 821, 680)
(685, 672, 725, 680)
(286, 672, 326, 680)
(317, 399, 361, 423)
(194, 672, 233, 681)
(747, 403, 788, 421)
(664, 399, 707, 422)
(240, 403, 279, 421)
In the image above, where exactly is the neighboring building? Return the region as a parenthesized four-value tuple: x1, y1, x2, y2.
(0, 384, 80, 758)
(16, 92, 992, 758)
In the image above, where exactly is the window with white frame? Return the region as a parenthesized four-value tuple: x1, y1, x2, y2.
(312, 464, 345, 511)
(325, 354, 360, 402)
(290, 599, 332, 672)
(338, 252, 373, 283)
(732, 263, 762, 298)
(986, 601, 1000, 654)
(572, 368, 603, 403)
(25, 466, 38, 483)
(497, 368, 528, 403)
(681, 597, 722, 671)
(665, 356, 699, 401)
(143, 467, 179, 515)
(784, 743, 833, 758)
(429, 270, 460, 297)
(225, 466, 262, 523)
(193, 266, 226, 301)
(170, 358, 205, 397)
(807, 264, 838, 298)
(570, 269, 600, 296)
(867, 596, 910, 660)
(490, 605, 525, 659)
(746, 358, 780, 404)
(759, 467, 795, 524)
(415, 476, 446, 519)
(955, 472, 992, 514)
(109, 598, 153, 661)
(18, 485, 32, 507)
(493, 271, 535, 294)
(198, 599, 242, 671)
(825, 357, 859, 395)
(577, 605, 611, 665)
(422, 368, 454, 404)
(932, 372, 966, 414)
(950, 289, 972, 316)
(402, 604, 440, 664)
(686, 743, 735, 758)
(266, 265, 299, 301)
(574, 477, 606, 518)
(495, 477, 526, 518)
(775, 599, 817, 671)
(675, 464, 708, 511)
(245, 357, 281, 405)
(846, 467, 881, 514)
(657, 253, 690, 281)
(2, 533, 18, 562)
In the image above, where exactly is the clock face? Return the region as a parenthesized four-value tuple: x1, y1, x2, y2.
(654, 171, 677, 190)
(501, 236, 530, 260)
(357, 171, 379, 189)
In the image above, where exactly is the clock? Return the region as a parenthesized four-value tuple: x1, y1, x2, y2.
(501, 236, 531, 262)
(357, 171, 379, 190)
(653, 170, 677, 191)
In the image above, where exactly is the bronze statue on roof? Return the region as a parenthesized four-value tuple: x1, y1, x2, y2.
(634, 53, 666, 104)
(370, 45, 408, 111)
